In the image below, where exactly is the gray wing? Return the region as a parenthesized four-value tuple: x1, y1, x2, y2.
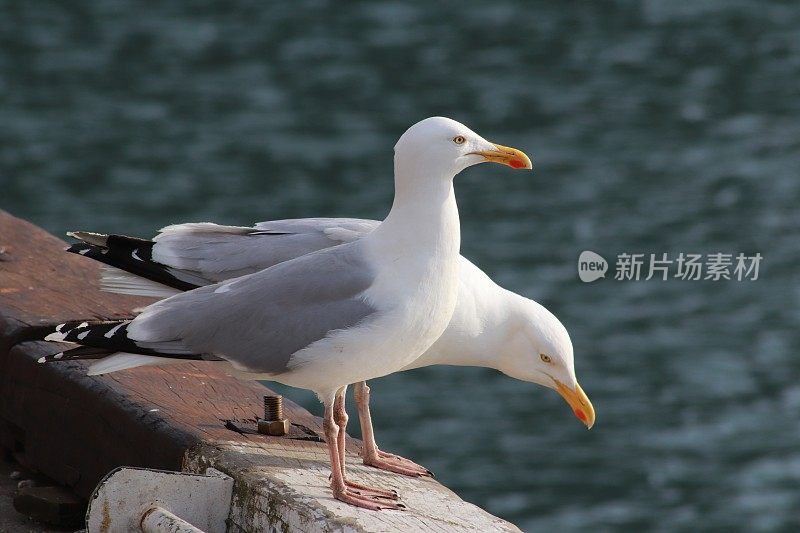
(152, 218, 380, 282)
(126, 241, 378, 375)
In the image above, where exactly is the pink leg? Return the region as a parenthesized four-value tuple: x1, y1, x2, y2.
(353, 381, 432, 477)
(323, 391, 404, 510)
(333, 388, 397, 500)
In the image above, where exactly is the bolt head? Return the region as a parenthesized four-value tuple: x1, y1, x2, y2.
(258, 418, 289, 436)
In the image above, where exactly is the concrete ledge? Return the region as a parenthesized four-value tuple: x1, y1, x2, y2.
(0, 210, 520, 532)
(185, 441, 520, 532)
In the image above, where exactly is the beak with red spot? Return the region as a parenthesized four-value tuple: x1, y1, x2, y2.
(470, 143, 533, 170)
(554, 380, 595, 429)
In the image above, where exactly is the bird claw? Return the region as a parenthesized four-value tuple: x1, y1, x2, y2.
(364, 451, 433, 477)
(345, 479, 399, 500)
(333, 487, 405, 511)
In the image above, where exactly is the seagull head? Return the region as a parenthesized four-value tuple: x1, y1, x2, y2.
(497, 295, 595, 429)
(394, 117, 532, 180)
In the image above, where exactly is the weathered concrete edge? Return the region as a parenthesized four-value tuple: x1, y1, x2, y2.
(184, 440, 522, 533)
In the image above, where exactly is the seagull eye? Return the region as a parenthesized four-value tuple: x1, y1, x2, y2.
(540, 354, 552, 363)
(453, 135, 466, 145)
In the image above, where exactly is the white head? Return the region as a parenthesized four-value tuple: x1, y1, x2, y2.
(497, 294, 596, 428)
(394, 117, 532, 180)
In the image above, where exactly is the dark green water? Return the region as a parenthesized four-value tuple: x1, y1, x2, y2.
(2, 1, 799, 530)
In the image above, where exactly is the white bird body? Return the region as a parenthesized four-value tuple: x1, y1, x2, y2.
(88, 234, 567, 382)
(399, 259, 513, 372)
(266, 179, 461, 394)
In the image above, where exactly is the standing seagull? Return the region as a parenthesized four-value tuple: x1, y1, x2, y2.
(41, 117, 533, 509)
(65, 218, 595, 479)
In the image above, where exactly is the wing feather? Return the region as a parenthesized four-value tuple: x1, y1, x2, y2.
(127, 241, 379, 375)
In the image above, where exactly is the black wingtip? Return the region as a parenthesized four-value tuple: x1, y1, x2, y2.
(66, 243, 96, 256)
(38, 345, 115, 364)
(64, 234, 199, 292)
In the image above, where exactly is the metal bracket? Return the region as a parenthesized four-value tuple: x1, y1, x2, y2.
(85, 467, 233, 532)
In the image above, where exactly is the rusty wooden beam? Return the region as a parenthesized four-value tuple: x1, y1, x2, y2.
(0, 210, 324, 498)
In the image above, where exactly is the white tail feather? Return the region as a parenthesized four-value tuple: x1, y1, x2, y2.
(99, 266, 182, 298)
(87, 353, 185, 375)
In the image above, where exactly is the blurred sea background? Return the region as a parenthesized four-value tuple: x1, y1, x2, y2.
(2, 1, 799, 531)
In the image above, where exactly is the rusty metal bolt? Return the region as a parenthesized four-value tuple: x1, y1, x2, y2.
(264, 395, 283, 420)
(258, 395, 289, 436)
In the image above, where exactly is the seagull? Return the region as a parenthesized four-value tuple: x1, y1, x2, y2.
(63, 216, 595, 478)
(40, 117, 533, 510)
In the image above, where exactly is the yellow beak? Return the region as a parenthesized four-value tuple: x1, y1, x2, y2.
(470, 143, 533, 170)
(554, 380, 595, 429)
